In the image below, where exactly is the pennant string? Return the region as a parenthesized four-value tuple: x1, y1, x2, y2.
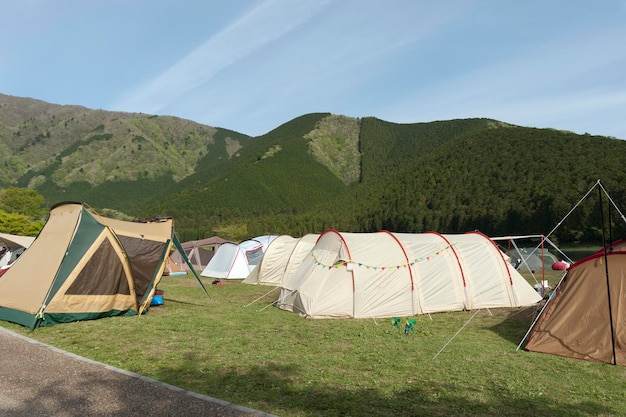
(310, 242, 459, 270)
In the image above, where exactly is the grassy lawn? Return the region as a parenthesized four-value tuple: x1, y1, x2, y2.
(2, 271, 625, 417)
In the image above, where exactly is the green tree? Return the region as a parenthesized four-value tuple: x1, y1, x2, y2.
(0, 209, 44, 235)
(0, 187, 46, 220)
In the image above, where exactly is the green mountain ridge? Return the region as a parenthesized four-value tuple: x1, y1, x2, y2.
(2, 93, 626, 243)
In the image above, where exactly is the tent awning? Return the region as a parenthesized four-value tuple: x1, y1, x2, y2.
(0, 233, 36, 250)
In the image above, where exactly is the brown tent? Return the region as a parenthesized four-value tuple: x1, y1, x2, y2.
(525, 249, 626, 365)
(168, 236, 227, 272)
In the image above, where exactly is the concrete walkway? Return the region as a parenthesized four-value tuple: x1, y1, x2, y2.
(0, 326, 277, 417)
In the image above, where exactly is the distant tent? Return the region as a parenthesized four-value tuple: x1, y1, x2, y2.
(168, 236, 227, 272)
(524, 247, 626, 365)
(0, 232, 36, 267)
(0, 202, 209, 330)
(252, 234, 279, 250)
(164, 251, 187, 275)
(507, 247, 559, 271)
(200, 239, 262, 279)
(243, 234, 318, 286)
(277, 230, 541, 319)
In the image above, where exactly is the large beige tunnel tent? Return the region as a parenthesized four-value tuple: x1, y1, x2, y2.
(243, 234, 318, 286)
(277, 230, 541, 319)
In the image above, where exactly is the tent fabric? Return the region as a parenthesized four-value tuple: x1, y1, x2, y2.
(200, 235, 278, 280)
(0, 202, 205, 330)
(252, 234, 279, 250)
(525, 249, 626, 365)
(277, 230, 541, 319)
(243, 234, 318, 286)
(168, 236, 227, 272)
(0, 232, 36, 250)
(0, 232, 36, 267)
(200, 240, 261, 279)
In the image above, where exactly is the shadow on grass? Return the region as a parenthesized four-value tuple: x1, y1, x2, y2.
(160, 297, 211, 307)
(153, 355, 615, 417)
(488, 306, 538, 346)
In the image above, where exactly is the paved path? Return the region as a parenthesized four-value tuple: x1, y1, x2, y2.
(0, 327, 277, 417)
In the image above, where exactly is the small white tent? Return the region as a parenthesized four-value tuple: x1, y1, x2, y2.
(243, 234, 318, 286)
(252, 234, 279, 250)
(277, 230, 541, 319)
(200, 239, 265, 279)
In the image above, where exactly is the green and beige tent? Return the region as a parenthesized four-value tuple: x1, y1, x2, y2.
(0, 202, 208, 330)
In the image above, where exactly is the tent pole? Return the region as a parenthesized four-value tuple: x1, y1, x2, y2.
(541, 236, 546, 297)
(599, 180, 626, 226)
(544, 180, 600, 240)
(599, 186, 617, 365)
(173, 234, 211, 300)
(517, 266, 569, 351)
(516, 299, 551, 351)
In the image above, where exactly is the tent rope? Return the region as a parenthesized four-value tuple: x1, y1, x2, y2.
(433, 309, 481, 360)
(517, 180, 626, 354)
(244, 286, 279, 307)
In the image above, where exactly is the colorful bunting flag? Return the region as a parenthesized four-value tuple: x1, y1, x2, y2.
(310, 242, 459, 270)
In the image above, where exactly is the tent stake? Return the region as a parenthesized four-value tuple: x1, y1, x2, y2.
(433, 309, 481, 360)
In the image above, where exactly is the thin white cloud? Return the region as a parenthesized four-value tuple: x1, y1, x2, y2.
(176, 1, 471, 135)
(112, 0, 330, 114)
(3, 0, 625, 139)
(379, 20, 626, 138)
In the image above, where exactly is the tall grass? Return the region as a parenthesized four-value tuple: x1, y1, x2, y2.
(2, 272, 625, 417)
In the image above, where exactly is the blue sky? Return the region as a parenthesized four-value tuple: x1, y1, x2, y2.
(1, 0, 625, 138)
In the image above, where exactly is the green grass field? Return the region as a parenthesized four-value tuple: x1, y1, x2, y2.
(2, 272, 625, 417)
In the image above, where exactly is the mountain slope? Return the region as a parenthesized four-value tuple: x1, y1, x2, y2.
(3, 93, 626, 244)
(0, 93, 253, 211)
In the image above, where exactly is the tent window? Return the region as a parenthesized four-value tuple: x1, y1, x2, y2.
(117, 236, 166, 300)
(246, 247, 264, 266)
(66, 239, 130, 295)
(198, 247, 215, 265)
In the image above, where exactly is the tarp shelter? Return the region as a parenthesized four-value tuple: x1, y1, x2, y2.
(0, 232, 35, 267)
(243, 234, 318, 286)
(0, 202, 209, 330)
(201, 239, 263, 279)
(277, 230, 541, 319)
(168, 236, 227, 272)
(524, 247, 626, 365)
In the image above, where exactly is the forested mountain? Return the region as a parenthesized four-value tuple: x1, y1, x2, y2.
(2, 93, 625, 243)
(0, 93, 253, 212)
